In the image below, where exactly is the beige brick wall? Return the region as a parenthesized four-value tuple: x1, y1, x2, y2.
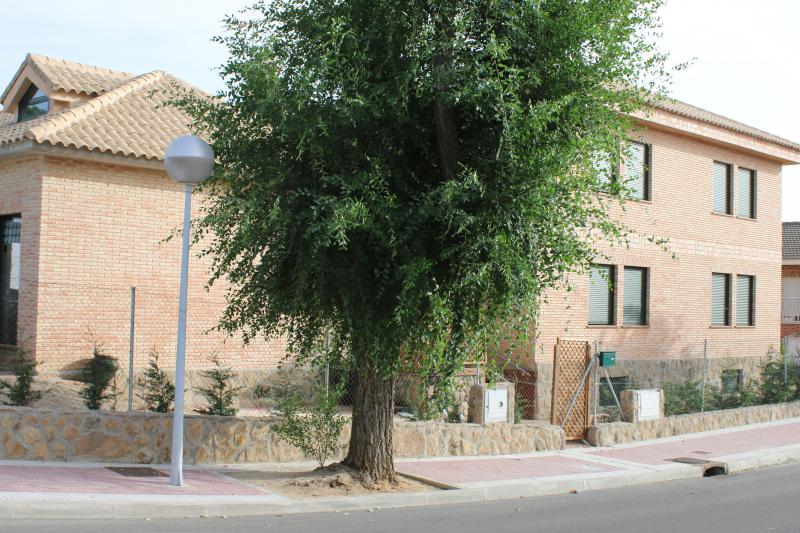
(531, 124, 785, 417)
(0, 155, 42, 352)
(1, 154, 286, 375)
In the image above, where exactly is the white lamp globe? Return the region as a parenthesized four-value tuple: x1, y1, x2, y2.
(164, 135, 214, 185)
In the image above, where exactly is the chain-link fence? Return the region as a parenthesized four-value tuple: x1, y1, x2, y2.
(590, 343, 800, 424)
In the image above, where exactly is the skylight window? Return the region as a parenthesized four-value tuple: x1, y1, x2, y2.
(17, 84, 49, 122)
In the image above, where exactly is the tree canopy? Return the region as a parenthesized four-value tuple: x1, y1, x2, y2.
(177, 0, 673, 481)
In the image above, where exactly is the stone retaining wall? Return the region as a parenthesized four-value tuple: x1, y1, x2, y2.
(586, 401, 800, 447)
(0, 406, 564, 464)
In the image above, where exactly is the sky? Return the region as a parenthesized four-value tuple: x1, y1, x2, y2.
(1, 0, 798, 219)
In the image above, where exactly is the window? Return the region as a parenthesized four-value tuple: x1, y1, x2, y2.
(736, 275, 755, 326)
(622, 141, 650, 200)
(599, 376, 629, 407)
(589, 265, 615, 325)
(711, 273, 731, 326)
(736, 167, 756, 218)
(721, 369, 743, 393)
(17, 84, 49, 122)
(623, 267, 648, 325)
(0, 216, 21, 346)
(593, 150, 615, 192)
(712, 162, 732, 214)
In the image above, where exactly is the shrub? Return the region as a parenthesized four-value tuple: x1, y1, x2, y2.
(196, 355, 242, 416)
(78, 347, 119, 410)
(273, 383, 347, 467)
(0, 350, 46, 406)
(663, 379, 705, 416)
(710, 380, 758, 410)
(759, 355, 797, 404)
(136, 349, 175, 413)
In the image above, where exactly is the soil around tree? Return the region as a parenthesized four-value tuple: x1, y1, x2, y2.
(222, 463, 437, 498)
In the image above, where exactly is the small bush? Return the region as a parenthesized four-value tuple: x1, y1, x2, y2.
(136, 349, 175, 413)
(710, 380, 758, 410)
(0, 350, 46, 406)
(274, 384, 347, 467)
(78, 347, 119, 410)
(663, 379, 709, 416)
(196, 355, 242, 416)
(759, 356, 797, 404)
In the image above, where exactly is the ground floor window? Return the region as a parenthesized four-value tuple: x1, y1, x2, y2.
(0, 216, 21, 346)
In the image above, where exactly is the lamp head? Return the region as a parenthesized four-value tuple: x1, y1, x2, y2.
(164, 135, 214, 185)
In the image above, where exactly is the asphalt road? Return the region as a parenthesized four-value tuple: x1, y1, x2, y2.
(4, 462, 800, 533)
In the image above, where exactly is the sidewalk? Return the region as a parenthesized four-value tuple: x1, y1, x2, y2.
(1, 418, 799, 519)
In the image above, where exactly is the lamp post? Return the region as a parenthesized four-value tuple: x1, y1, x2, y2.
(164, 135, 214, 486)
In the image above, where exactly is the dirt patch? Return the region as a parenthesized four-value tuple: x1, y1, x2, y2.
(223, 463, 437, 498)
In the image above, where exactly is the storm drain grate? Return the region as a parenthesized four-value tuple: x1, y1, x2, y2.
(106, 467, 168, 478)
(669, 457, 728, 477)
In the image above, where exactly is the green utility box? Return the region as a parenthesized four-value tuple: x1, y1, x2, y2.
(599, 351, 616, 367)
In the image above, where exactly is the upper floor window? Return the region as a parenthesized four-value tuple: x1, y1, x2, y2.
(589, 264, 615, 325)
(736, 167, 756, 219)
(17, 84, 49, 122)
(622, 141, 650, 201)
(712, 162, 732, 215)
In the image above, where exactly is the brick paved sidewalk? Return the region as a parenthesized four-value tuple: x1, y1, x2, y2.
(397, 419, 800, 486)
(0, 464, 267, 496)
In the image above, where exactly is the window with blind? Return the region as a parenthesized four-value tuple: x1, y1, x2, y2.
(713, 162, 732, 214)
(736, 275, 755, 326)
(736, 167, 756, 218)
(589, 265, 615, 325)
(623, 267, 648, 325)
(0, 215, 21, 346)
(623, 141, 650, 200)
(593, 151, 615, 192)
(711, 273, 731, 326)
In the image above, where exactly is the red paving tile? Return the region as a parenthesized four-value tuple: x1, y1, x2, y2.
(0, 466, 266, 496)
(399, 455, 621, 484)
(590, 422, 800, 465)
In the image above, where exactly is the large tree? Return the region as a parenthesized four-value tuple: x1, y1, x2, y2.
(179, 0, 672, 483)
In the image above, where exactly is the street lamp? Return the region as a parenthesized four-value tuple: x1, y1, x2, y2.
(164, 135, 214, 486)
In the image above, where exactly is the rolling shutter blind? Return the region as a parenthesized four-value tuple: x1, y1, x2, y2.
(736, 275, 754, 326)
(711, 273, 730, 326)
(623, 267, 647, 325)
(624, 142, 648, 200)
(713, 162, 731, 214)
(736, 168, 754, 218)
(589, 265, 614, 325)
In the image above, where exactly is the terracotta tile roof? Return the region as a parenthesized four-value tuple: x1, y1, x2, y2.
(784, 222, 800, 260)
(0, 113, 14, 127)
(0, 70, 199, 161)
(650, 95, 800, 152)
(1, 54, 133, 102)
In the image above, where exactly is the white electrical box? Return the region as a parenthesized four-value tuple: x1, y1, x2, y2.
(636, 389, 661, 421)
(485, 388, 508, 423)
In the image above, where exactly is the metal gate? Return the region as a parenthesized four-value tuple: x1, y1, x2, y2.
(550, 338, 591, 440)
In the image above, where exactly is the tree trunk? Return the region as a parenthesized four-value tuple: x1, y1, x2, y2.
(343, 356, 396, 485)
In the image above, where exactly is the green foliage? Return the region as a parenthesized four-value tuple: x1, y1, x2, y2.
(196, 355, 242, 416)
(710, 380, 759, 410)
(759, 353, 798, 404)
(173, 0, 675, 385)
(514, 392, 528, 425)
(78, 347, 119, 410)
(663, 379, 706, 416)
(136, 349, 175, 413)
(402, 374, 457, 421)
(0, 350, 46, 406)
(274, 384, 348, 467)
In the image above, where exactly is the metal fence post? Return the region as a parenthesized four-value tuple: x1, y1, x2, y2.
(701, 339, 708, 414)
(593, 341, 599, 424)
(782, 338, 789, 386)
(127, 287, 136, 413)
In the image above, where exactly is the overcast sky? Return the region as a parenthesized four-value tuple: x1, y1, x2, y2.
(1, 0, 798, 219)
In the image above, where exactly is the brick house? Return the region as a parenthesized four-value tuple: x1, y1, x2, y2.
(2, 54, 799, 418)
(0, 54, 287, 399)
(527, 102, 800, 417)
(781, 222, 800, 354)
